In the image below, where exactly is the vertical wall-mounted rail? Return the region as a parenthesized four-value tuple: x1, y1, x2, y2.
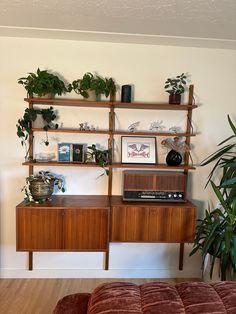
(28, 101, 34, 176)
(184, 84, 194, 174)
(28, 100, 34, 270)
(108, 104, 115, 196)
(179, 84, 194, 270)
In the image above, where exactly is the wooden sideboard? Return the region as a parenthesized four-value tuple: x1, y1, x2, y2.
(16, 196, 110, 270)
(16, 195, 196, 270)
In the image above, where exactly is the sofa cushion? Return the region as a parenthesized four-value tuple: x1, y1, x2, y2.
(87, 281, 236, 314)
(53, 293, 90, 314)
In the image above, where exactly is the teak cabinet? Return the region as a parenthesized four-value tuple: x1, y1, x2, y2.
(16, 196, 110, 270)
(111, 197, 196, 243)
(16, 85, 197, 270)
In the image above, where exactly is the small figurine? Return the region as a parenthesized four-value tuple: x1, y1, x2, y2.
(79, 123, 85, 131)
(128, 121, 140, 132)
(149, 121, 166, 132)
(169, 126, 183, 134)
(79, 122, 96, 131)
(83, 122, 90, 131)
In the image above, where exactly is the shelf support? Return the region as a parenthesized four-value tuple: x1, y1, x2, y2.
(184, 84, 194, 177)
(179, 243, 184, 270)
(28, 251, 33, 271)
(108, 105, 115, 196)
(104, 251, 109, 270)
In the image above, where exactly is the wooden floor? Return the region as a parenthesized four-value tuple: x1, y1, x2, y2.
(0, 278, 199, 314)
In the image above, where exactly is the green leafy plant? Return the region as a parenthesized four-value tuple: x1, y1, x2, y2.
(68, 72, 116, 98)
(201, 115, 236, 203)
(87, 144, 110, 175)
(16, 107, 58, 160)
(190, 115, 236, 280)
(18, 68, 67, 97)
(165, 73, 187, 94)
(22, 171, 65, 203)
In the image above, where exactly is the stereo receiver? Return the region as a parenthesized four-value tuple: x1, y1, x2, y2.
(123, 170, 187, 202)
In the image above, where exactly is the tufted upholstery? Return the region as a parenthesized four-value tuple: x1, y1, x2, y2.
(53, 281, 236, 314)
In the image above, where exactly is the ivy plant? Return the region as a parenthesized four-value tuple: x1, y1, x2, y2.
(18, 68, 67, 97)
(16, 107, 58, 160)
(22, 170, 65, 203)
(87, 144, 110, 176)
(68, 72, 116, 98)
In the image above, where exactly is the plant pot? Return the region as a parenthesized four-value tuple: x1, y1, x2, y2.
(166, 150, 182, 166)
(84, 89, 97, 101)
(29, 179, 54, 201)
(32, 93, 54, 99)
(169, 93, 181, 104)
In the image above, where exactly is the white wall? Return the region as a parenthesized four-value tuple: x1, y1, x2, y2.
(0, 36, 235, 278)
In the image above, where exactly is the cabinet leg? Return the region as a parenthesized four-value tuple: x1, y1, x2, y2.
(179, 243, 184, 270)
(104, 251, 109, 270)
(29, 252, 33, 271)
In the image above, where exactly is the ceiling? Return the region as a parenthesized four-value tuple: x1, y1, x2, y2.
(0, 0, 236, 49)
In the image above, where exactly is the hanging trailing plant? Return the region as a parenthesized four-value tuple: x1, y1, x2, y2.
(16, 106, 58, 160)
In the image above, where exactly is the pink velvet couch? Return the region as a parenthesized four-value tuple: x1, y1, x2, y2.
(53, 281, 236, 314)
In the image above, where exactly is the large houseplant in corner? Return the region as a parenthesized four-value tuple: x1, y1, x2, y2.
(190, 115, 236, 280)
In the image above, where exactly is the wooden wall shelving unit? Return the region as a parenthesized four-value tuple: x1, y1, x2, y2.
(16, 85, 197, 271)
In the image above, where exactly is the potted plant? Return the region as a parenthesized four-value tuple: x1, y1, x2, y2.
(18, 68, 67, 98)
(16, 106, 58, 160)
(68, 72, 116, 101)
(22, 170, 65, 203)
(87, 144, 110, 175)
(190, 115, 236, 280)
(164, 73, 187, 104)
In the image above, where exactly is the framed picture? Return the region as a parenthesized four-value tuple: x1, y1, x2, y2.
(121, 136, 157, 164)
(58, 143, 72, 162)
(72, 144, 85, 163)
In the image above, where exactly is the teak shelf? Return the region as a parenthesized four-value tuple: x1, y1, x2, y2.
(17, 85, 198, 271)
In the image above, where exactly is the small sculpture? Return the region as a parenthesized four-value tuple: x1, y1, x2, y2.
(169, 126, 183, 134)
(128, 121, 140, 132)
(79, 122, 96, 131)
(161, 137, 191, 166)
(161, 137, 190, 153)
(149, 121, 166, 132)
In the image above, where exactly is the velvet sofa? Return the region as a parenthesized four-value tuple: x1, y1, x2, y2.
(53, 281, 236, 314)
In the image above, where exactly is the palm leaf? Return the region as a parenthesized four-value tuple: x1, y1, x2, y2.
(228, 115, 236, 135)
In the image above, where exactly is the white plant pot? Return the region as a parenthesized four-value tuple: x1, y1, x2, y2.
(84, 89, 97, 101)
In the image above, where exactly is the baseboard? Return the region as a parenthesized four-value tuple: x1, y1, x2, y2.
(0, 268, 201, 279)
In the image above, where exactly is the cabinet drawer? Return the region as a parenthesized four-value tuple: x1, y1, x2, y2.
(111, 205, 196, 243)
(63, 208, 109, 250)
(16, 208, 63, 250)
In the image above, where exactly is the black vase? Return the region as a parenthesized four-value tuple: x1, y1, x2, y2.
(166, 150, 182, 166)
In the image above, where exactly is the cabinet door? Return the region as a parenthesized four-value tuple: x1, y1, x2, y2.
(63, 208, 108, 250)
(16, 208, 63, 250)
(111, 205, 196, 243)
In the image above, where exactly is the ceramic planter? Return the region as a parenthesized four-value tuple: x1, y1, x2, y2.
(169, 93, 181, 104)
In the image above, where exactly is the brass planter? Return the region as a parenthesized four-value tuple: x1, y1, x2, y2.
(29, 179, 54, 201)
